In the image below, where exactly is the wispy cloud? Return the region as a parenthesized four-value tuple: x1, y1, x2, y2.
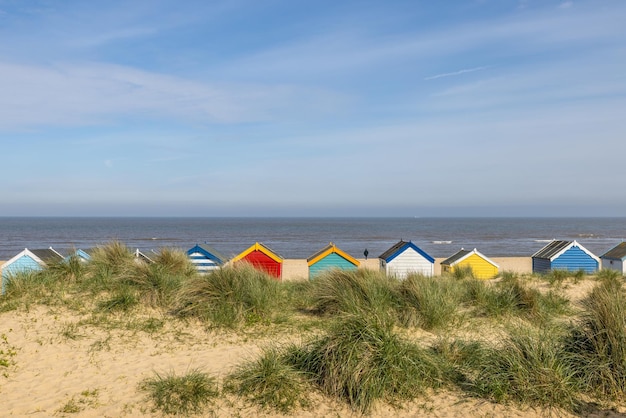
(0, 61, 348, 130)
(424, 66, 490, 81)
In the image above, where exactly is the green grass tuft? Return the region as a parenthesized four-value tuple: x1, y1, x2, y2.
(286, 314, 444, 413)
(173, 264, 283, 328)
(396, 274, 461, 330)
(139, 369, 218, 416)
(564, 279, 626, 401)
(225, 347, 311, 413)
(307, 269, 399, 320)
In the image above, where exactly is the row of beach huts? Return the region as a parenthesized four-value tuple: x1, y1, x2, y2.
(2, 240, 626, 289)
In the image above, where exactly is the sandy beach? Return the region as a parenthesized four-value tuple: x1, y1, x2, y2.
(1, 258, 624, 417)
(0, 289, 613, 418)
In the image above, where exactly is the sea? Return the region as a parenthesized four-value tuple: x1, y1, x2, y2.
(1, 217, 626, 260)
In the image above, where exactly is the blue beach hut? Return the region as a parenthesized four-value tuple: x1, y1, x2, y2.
(65, 248, 92, 263)
(532, 240, 599, 274)
(1, 248, 64, 293)
(307, 243, 360, 279)
(187, 244, 227, 274)
(379, 240, 435, 279)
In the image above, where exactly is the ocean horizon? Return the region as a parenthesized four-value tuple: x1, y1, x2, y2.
(1, 216, 626, 260)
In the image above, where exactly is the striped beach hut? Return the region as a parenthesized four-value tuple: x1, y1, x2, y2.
(232, 242, 283, 279)
(187, 244, 227, 274)
(307, 243, 360, 279)
(532, 240, 599, 274)
(378, 240, 434, 279)
(1, 248, 64, 293)
(441, 248, 499, 279)
(600, 242, 626, 274)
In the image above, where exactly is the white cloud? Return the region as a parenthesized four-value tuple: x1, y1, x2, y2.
(424, 66, 490, 81)
(0, 61, 348, 130)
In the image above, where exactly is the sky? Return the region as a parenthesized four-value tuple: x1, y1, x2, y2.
(0, 0, 625, 217)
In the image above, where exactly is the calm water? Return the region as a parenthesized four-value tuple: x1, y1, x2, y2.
(1, 217, 625, 260)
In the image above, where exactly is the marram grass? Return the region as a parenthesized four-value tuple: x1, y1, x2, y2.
(173, 264, 283, 328)
(225, 347, 311, 413)
(286, 314, 445, 413)
(139, 369, 218, 416)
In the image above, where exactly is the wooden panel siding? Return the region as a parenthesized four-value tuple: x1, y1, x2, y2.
(188, 251, 220, 273)
(386, 249, 433, 278)
(457, 253, 498, 279)
(602, 258, 624, 274)
(532, 257, 551, 274)
(309, 252, 357, 278)
(1, 255, 42, 279)
(239, 251, 282, 279)
(552, 246, 598, 273)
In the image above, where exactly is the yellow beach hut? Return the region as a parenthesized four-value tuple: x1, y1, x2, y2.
(441, 248, 499, 279)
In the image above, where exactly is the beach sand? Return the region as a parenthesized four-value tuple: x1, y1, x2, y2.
(2, 260, 622, 417)
(0, 295, 603, 418)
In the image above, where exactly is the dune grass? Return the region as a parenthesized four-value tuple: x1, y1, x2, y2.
(396, 274, 461, 330)
(307, 268, 399, 320)
(140, 369, 218, 416)
(460, 327, 580, 411)
(225, 347, 311, 413)
(285, 314, 445, 413)
(464, 275, 569, 321)
(564, 279, 626, 401)
(173, 264, 283, 328)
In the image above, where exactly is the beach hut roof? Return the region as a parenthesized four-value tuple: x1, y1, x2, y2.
(441, 248, 499, 268)
(532, 240, 599, 262)
(307, 243, 360, 267)
(2, 247, 64, 269)
(134, 249, 154, 263)
(600, 242, 626, 260)
(30, 248, 64, 262)
(378, 240, 434, 264)
(187, 244, 227, 264)
(231, 242, 283, 263)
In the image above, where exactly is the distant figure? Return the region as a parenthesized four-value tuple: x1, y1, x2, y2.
(364, 249, 369, 260)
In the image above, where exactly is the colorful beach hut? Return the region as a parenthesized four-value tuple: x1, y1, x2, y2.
(378, 240, 434, 279)
(532, 240, 599, 274)
(187, 244, 227, 274)
(307, 243, 360, 279)
(65, 248, 92, 263)
(599, 242, 626, 274)
(134, 249, 154, 264)
(1, 248, 64, 293)
(232, 242, 283, 279)
(441, 248, 499, 279)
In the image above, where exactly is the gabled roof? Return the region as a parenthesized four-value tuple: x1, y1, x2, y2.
(31, 248, 64, 262)
(231, 242, 283, 264)
(187, 244, 227, 265)
(378, 240, 434, 264)
(2, 247, 64, 268)
(532, 240, 572, 259)
(134, 249, 154, 263)
(441, 248, 499, 268)
(532, 240, 600, 262)
(307, 243, 360, 267)
(600, 242, 626, 260)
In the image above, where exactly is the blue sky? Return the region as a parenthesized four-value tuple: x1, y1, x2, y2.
(1, 0, 625, 217)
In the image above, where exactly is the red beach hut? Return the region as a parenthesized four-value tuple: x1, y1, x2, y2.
(231, 242, 283, 279)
